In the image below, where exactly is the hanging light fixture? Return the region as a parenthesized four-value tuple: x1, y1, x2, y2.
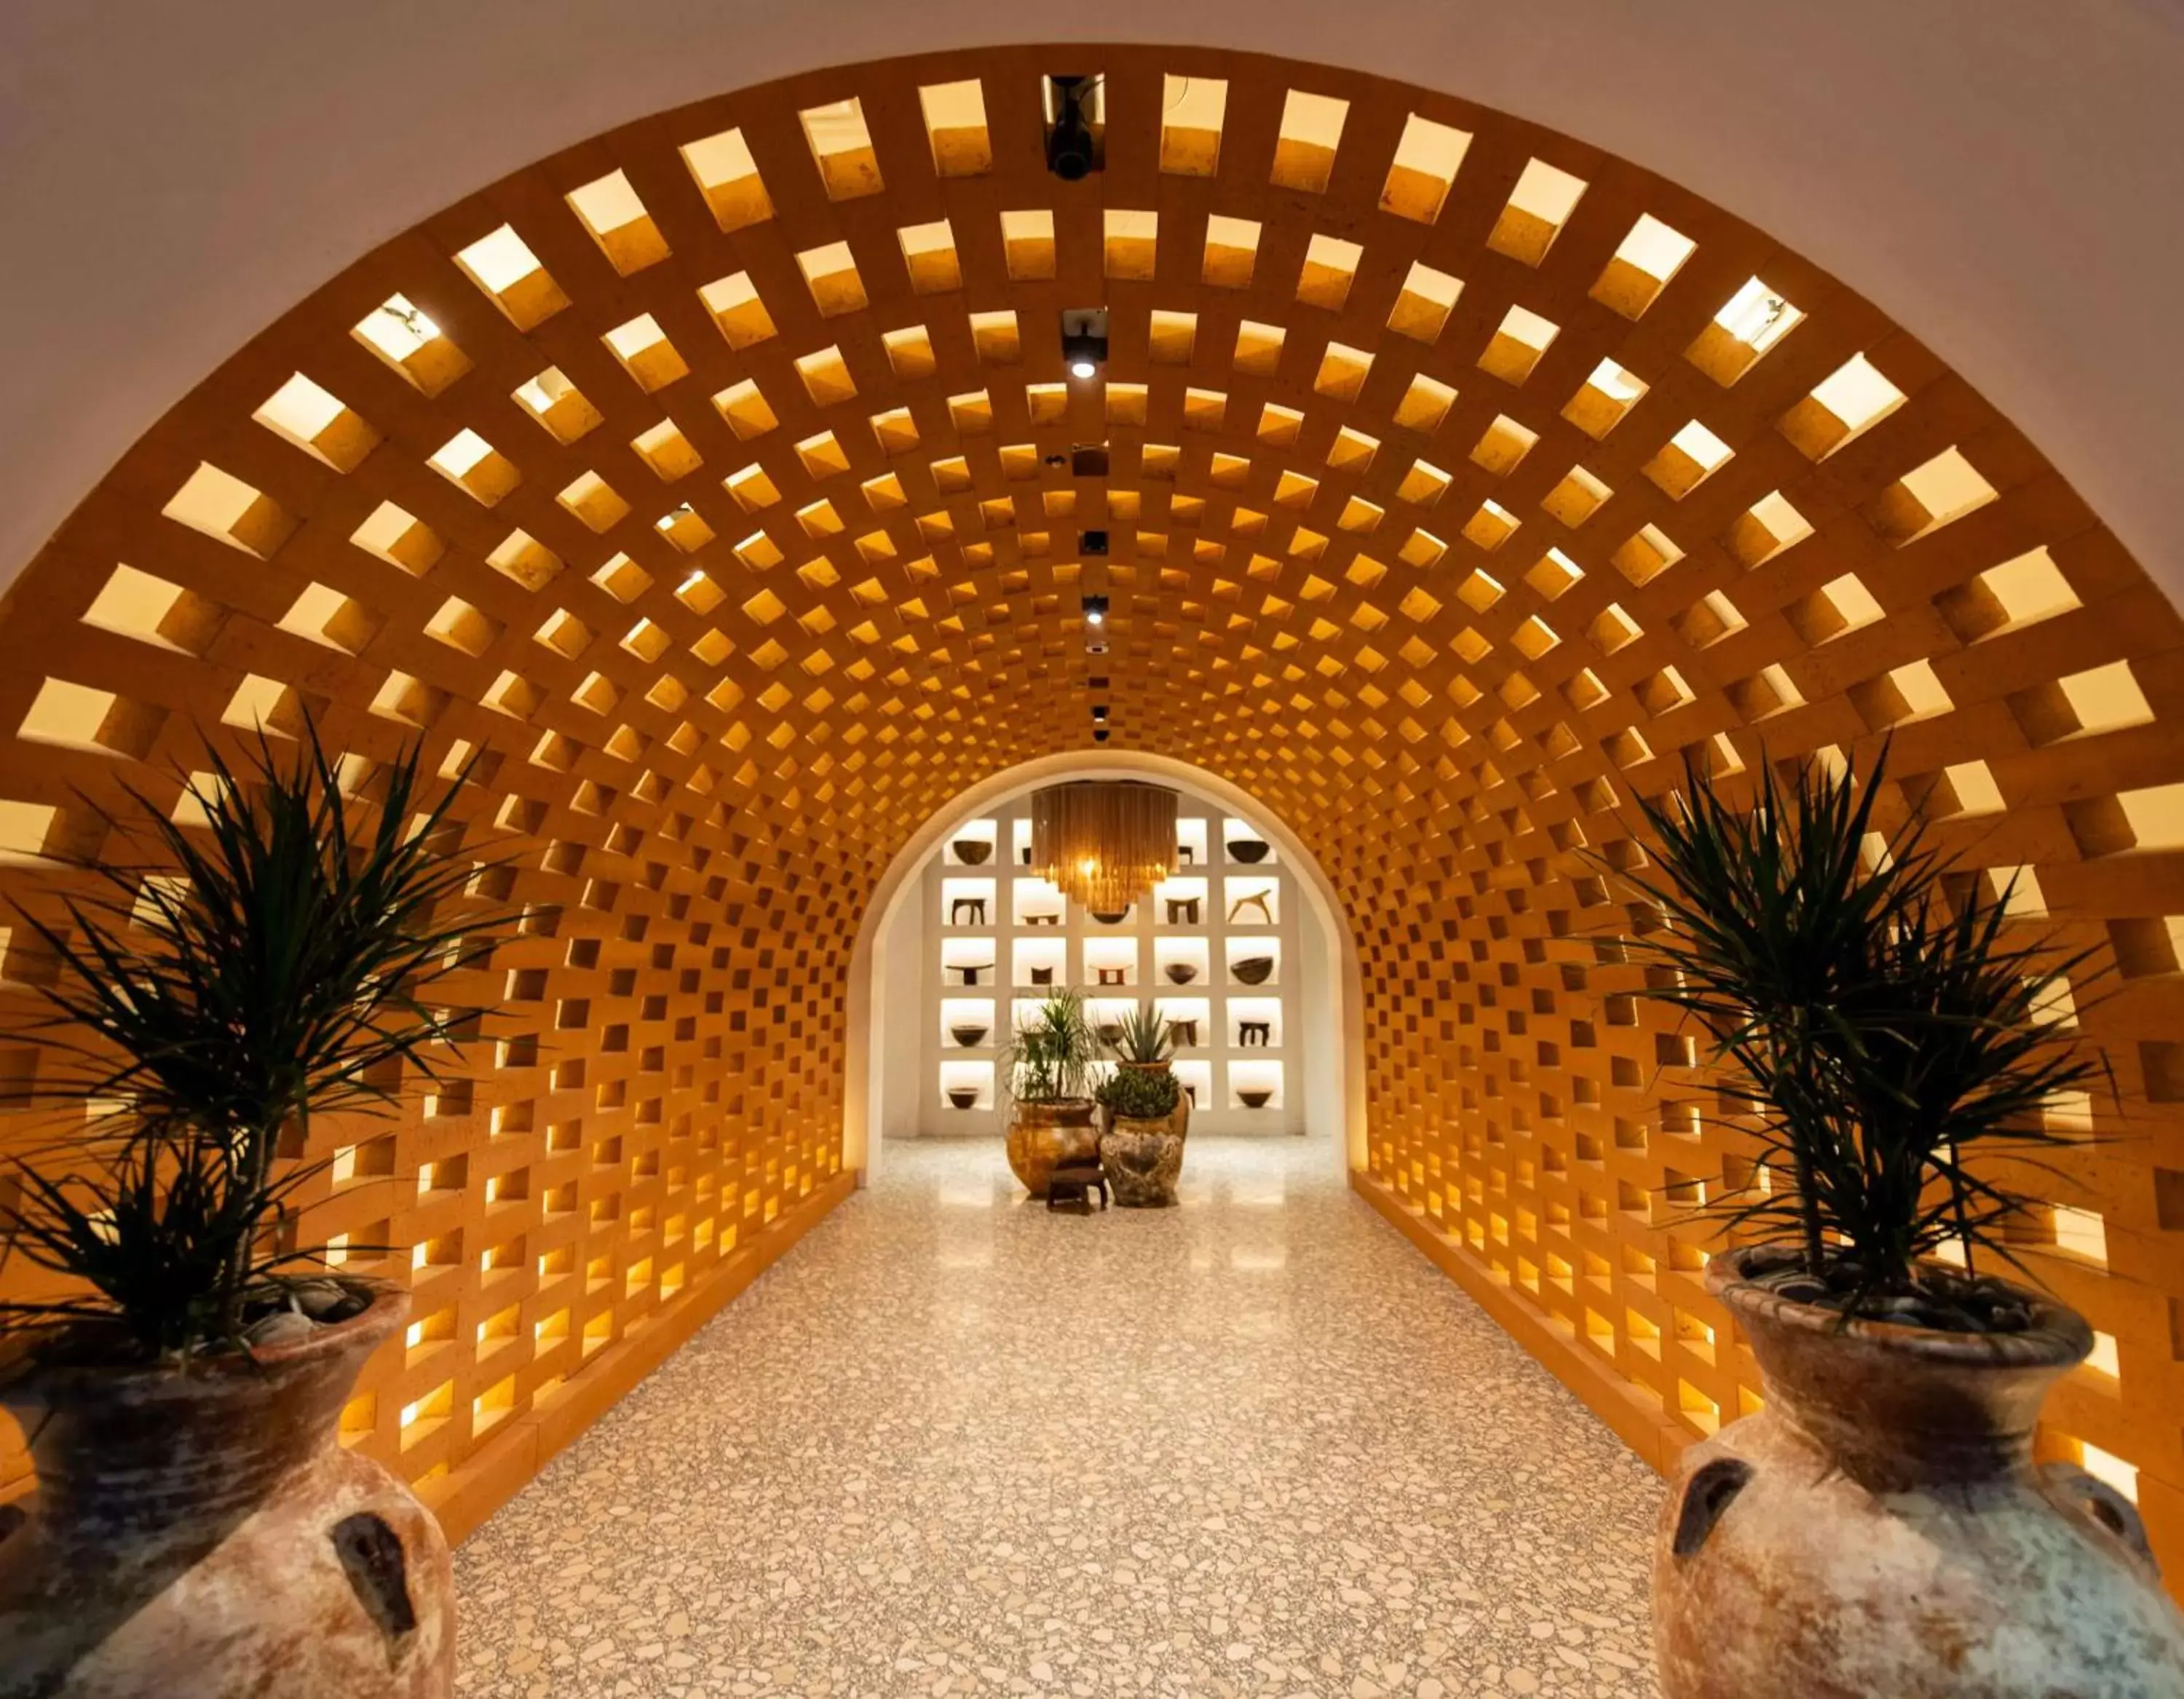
(1029, 781, 1177, 922)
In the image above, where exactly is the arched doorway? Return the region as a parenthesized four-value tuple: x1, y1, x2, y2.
(844, 752, 1367, 1181)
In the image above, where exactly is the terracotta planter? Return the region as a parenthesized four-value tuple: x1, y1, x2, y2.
(1655, 1245, 2184, 1698)
(0, 1286, 454, 1698)
(1004, 1098, 1098, 1199)
(1099, 1110, 1187, 1207)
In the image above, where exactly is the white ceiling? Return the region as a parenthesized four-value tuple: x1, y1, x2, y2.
(4, 2, 2182, 603)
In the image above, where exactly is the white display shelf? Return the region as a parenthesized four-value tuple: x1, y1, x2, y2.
(907, 785, 1305, 1136)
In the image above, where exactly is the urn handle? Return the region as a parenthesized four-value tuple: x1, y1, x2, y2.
(333, 1510, 420, 1639)
(1670, 1457, 1752, 1558)
(2042, 1462, 2158, 1572)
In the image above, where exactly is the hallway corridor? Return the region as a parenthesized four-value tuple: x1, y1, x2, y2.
(451, 1140, 1663, 1698)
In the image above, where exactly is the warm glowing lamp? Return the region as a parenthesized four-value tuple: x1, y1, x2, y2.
(1029, 782, 1177, 921)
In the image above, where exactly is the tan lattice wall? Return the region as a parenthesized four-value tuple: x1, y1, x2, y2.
(2, 46, 2180, 1561)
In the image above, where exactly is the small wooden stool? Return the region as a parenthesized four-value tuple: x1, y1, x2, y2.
(1046, 1165, 1108, 1213)
(1238, 1020, 1272, 1046)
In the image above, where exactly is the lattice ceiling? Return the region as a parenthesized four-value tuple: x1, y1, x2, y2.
(1, 46, 2180, 1561)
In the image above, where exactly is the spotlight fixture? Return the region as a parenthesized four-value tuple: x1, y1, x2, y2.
(1044, 76, 1104, 180)
(1092, 704, 1109, 723)
(1079, 529, 1109, 556)
(1061, 307, 1108, 380)
(1093, 728, 1112, 744)
(1082, 594, 1109, 627)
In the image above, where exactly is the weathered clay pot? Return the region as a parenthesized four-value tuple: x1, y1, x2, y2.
(1655, 1245, 2184, 1698)
(0, 1286, 454, 1698)
(1004, 1098, 1098, 1198)
(1099, 1094, 1190, 1208)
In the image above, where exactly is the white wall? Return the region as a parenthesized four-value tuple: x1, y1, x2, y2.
(6, 5, 2184, 614)
(874, 890, 925, 1146)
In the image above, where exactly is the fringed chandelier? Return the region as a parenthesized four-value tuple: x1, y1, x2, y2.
(1029, 782, 1178, 921)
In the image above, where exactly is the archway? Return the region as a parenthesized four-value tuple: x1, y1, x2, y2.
(0, 41, 2177, 1566)
(843, 751, 1369, 1180)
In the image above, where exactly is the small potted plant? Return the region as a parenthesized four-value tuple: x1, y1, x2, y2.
(1095, 1065, 1185, 1207)
(1106, 1001, 1175, 1072)
(1615, 748, 2184, 1697)
(998, 991, 1097, 1199)
(0, 724, 498, 1696)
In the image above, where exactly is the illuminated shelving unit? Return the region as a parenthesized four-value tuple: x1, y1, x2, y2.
(910, 784, 1302, 1136)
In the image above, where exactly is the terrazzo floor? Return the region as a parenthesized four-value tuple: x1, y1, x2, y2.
(452, 1136, 1663, 1698)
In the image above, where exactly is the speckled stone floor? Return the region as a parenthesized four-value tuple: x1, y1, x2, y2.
(452, 1136, 1663, 1698)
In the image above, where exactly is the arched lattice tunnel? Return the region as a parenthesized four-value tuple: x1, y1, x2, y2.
(1, 45, 2180, 1569)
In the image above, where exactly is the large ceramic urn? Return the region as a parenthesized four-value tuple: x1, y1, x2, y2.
(0, 1285, 454, 1698)
(1005, 1098, 1099, 1198)
(1099, 1073, 1191, 1208)
(1655, 1245, 2184, 1698)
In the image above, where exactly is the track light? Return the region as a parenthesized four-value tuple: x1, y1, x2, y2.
(1083, 594, 1108, 627)
(1045, 76, 1103, 180)
(1061, 307, 1107, 380)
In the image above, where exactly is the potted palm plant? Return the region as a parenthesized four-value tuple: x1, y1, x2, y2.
(999, 991, 1097, 1199)
(0, 724, 499, 1698)
(1613, 748, 2184, 1697)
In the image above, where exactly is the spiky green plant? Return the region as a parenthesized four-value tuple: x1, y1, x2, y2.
(999, 991, 1096, 1104)
(1096, 1064, 1179, 1120)
(1, 721, 502, 1360)
(1105, 1000, 1174, 1065)
(1599, 744, 2105, 1316)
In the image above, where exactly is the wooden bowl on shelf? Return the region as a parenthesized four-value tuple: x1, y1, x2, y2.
(1164, 962, 1198, 985)
(950, 1023, 989, 1048)
(1226, 839, 1270, 863)
(947, 1088, 980, 1110)
(1232, 956, 1274, 986)
(1238, 1089, 1273, 1109)
(951, 839, 992, 865)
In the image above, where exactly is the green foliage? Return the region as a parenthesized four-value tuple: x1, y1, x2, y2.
(1096, 1065, 1180, 1120)
(1602, 744, 2105, 1313)
(1105, 1001, 1174, 1064)
(2, 721, 503, 1360)
(1000, 991, 1095, 1104)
